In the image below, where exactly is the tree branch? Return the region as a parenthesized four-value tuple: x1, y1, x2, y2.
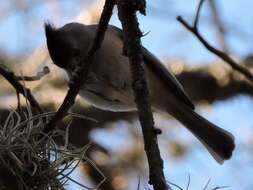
(0, 63, 43, 114)
(177, 0, 253, 83)
(176, 66, 253, 102)
(194, 0, 204, 28)
(116, 0, 169, 189)
(43, 0, 116, 134)
(16, 66, 50, 81)
(207, 0, 228, 52)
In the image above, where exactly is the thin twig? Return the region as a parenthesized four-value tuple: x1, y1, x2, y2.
(43, 0, 116, 134)
(203, 178, 211, 190)
(177, 0, 253, 83)
(16, 89, 21, 111)
(167, 181, 183, 190)
(16, 66, 50, 81)
(0, 63, 43, 114)
(212, 186, 230, 190)
(136, 176, 141, 190)
(186, 173, 191, 190)
(194, 0, 204, 28)
(208, 0, 228, 52)
(117, 0, 169, 189)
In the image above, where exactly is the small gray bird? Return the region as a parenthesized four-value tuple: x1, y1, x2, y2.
(45, 22, 235, 164)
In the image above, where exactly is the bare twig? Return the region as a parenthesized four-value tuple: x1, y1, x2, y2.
(16, 66, 50, 81)
(43, 0, 116, 134)
(136, 176, 141, 190)
(208, 0, 228, 52)
(212, 186, 230, 190)
(194, 0, 204, 28)
(203, 178, 211, 190)
(16, 89, 21, 111)
(0, 64, 43, 114)
(117, 0, 169, 189)
(167, 181, 183, 190)
(177, 0, 253, 83)
(186, 174, 190, 190)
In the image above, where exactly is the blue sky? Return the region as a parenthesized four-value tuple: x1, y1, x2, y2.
(1, 0, 253, 64)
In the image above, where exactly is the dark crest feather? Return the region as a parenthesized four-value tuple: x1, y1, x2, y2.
(44, 22, 57, 39)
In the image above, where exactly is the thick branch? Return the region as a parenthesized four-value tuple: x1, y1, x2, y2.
(176, 66, 253, 102)
(0, 64, 43, 113)
(117, 1, 169, 189)
(177, 0, 253, 83)
(43, 0, 116, 134)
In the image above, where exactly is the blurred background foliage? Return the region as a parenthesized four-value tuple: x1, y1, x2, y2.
(0, 0, 253, 189)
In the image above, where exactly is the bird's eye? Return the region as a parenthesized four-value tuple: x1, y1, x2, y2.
(73, 48, 81, 57)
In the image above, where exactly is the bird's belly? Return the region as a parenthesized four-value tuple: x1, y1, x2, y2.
(79, 83, 136, 112)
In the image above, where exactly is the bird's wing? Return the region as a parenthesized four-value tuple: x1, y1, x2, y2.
(141, 47, 194, 109)
(108, 25, 195, 109)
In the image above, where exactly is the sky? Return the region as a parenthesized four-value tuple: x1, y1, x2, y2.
(0, 0, 253, 189)
(131, 0, 253, 64)
(1, 0, 253, 64)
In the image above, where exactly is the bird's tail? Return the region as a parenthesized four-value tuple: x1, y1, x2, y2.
(169, 106, 235, 164)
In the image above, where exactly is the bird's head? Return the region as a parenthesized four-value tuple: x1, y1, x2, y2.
(45, 22, 90, 72)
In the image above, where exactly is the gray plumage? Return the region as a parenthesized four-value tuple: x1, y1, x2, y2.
(45, 22, 235, 164)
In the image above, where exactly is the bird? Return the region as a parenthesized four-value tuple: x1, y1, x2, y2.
(45, 22, 235, 164)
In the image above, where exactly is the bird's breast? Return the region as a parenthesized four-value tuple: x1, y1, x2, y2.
(78, 70, 136, 112)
